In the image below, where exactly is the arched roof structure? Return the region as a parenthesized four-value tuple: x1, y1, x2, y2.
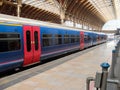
(0, 0, 119, 32)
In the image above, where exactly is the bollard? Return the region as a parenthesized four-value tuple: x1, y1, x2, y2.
(115, 46, 119, 57)
(118, 46, 120, 57)
(86, 77, 94, 90)
(110, 50, 117, 78)
(100, 62, 110, 90)
(117, 43, 120, 56)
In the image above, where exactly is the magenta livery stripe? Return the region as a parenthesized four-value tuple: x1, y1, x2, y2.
(0, 59, 23, 65)
(41, 46, 80, 56)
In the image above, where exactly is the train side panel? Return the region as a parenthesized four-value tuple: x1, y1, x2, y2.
(40, 26, 80, 60)
(0, 23, 107, 72)
(0, 24, 24, 72)
(92, 33, 98, 45)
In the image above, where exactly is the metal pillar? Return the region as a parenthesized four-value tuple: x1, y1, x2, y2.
(17, 0, 22, 17)
(17, 4, 20, 17)
(100, 62, 110, 90)
(60, 7, 65, 25)
(110, 50, 117, 78)
(0, 0, 3, 6)
(73, 21, 76, 27)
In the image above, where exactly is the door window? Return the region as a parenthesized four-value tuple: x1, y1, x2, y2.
(34, 31, 39, 50)
(26, 31, 31, 52)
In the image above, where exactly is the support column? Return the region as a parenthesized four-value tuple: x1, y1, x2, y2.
(0, 0, 3, 6)
(82, 21, 84, 29)
(87, 23, 90, 30)
(73, 17, 76, 27)
(60, 8, 65, 25)
(17, 5, 20, 17)
(17, 0, 22, 17)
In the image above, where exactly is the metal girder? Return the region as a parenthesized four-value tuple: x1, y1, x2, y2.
(0, 0, 3, 5)
(0, 0, 116, 30)
(58, 0, 105, 30)
(94, 30, 117, 34)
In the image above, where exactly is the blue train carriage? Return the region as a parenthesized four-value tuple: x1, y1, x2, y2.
(0, 22, 24, 72)
(96, 32, 103, 44)
(84, 31, 93, 48)
(0, 14, 107, 72)
(102, 33, 107, 43)
(99, 33, 104, 44)
(40, 26, 81, 60)
(91, 32, 98, 45)
(96, 32, 107, 44)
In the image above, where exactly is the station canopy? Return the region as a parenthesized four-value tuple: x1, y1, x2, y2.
(22, 0, 120, 21)
(0, 0, 119, 31)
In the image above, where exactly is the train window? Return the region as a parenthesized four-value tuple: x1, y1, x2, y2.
(84, 35, 88, 41)
(101, 37, 103, 40)
(55, 34, 62, 45)
(71, 35, 75, 43)
(93, 37, 96, 41)
(75, 35, 80, 42)
(42, 34, 52, 47)
(26, 31, 31, 52)
(88, 36, 91, 41)
(0, 33, 20, 38)
(64, 35, 69, 44)
(34, 31, 39, 50)
(0, 33, 21, 52)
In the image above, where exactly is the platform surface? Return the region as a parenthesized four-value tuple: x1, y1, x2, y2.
(5, 41, 116, 90)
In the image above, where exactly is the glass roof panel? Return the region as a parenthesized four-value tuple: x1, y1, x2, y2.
(22, 0, 120, 21)
(114, 0, 120, 19)
(22, 0, 60, 15)
(89, 0, 116, 21)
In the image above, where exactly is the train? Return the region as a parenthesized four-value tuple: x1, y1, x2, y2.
(0, 14, 107, 72)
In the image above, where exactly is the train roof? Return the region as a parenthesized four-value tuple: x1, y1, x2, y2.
(0, 14, 105, 35)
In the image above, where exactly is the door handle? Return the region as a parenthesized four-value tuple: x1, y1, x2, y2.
(31, 41, 35, 44)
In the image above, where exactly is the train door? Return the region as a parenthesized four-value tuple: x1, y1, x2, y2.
(80, 31, 84, 50)
(23, 26, 41, 66)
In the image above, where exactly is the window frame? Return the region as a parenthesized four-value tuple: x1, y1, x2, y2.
(0, 32, 21, 53)
(64, 34, 69, 44)
(54, 34, 62, 45)
(42, 34, 53, 47)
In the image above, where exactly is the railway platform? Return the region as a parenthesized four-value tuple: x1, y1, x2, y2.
(0, 41, 117, 90)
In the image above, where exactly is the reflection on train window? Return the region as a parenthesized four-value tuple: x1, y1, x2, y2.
(42, 34, 52, 47)
(0, 33, 21, 52)
(55, 34, 62, 45)
(84, 35, 88, 41)
(76, 35, 80, 42)
(0, 33, 20, 38)
(71, 35, 75, 43)
(34, 31, 39, 50)
(64, 35, 69, 44)
(88, 36, 91, 41)
(26, 31, 31, 52)
(93, 36, 97, 41)
(101, 37, 103, 40)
